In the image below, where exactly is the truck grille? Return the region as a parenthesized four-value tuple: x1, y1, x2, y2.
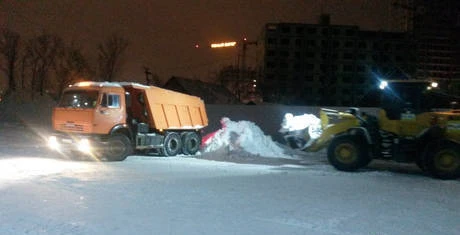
(57, 122, 89, 132)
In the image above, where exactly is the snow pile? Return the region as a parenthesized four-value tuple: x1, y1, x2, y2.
(0, 91, 55, 126)
(202, 117, 292, 158)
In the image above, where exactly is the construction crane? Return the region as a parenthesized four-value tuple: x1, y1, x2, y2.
(239, 37, 257, 75)
(209, 38, 258, 101)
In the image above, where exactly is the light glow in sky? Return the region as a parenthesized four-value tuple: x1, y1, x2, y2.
(210, 41, 237, 48)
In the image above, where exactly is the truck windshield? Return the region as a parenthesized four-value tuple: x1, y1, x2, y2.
(59, 90, 99, 108)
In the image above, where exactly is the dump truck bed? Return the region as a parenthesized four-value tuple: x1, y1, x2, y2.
(132, 85, 208, 130)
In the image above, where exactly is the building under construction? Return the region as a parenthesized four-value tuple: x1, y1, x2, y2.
(391, 0, 460, 94)
(257, 1, 459, 105)
(258, 15, 415, 105)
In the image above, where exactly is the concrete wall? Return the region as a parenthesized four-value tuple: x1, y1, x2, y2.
(203, 105, 379, 143)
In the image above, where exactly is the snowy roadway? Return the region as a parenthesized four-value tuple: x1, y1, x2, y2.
(1, 121, 460, 234)
(1, 154, 460, 235)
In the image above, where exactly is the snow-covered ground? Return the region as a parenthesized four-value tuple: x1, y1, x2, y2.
(1, 94, 460, 235)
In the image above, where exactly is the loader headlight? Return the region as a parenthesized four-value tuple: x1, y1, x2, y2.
(379, 80, 388, 90)
(48, 136, 60, 150)
(77, 138, 91, 154)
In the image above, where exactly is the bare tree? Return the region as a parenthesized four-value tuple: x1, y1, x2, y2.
(0, 28, 20, 92)
(97, 33, 129, 82)
(23, 33, 63, 95)
(54, 42, 92, 98)
(143, 66, 161, 86)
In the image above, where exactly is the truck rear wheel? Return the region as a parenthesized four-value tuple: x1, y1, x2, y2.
(162, 132, 182, 156)
(423, 141, 460, 180)
(327, 135, 370, 171)
(104, 134, 133, 161)
(182, 132, 201, 155)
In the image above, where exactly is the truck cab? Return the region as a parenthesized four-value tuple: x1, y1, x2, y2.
(53, 82, 127, 135)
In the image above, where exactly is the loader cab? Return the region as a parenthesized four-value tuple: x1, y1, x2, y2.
(377, 80, 445, 120)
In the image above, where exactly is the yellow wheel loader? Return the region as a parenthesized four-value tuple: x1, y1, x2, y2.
(282, 80, 460, 179)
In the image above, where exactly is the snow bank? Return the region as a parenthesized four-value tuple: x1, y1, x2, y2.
(0, 91, 55, 127)
(202, 117, 293, 158)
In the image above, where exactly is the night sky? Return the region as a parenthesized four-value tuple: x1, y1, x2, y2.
(0, 0, 391, 83)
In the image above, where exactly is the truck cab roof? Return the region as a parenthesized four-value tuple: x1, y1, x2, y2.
(70, 81, 157, 91)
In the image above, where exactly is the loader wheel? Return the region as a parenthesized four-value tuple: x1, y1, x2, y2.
(162, 132, 182, 156)
(182, 132, 201, 155)
(104, 134, 133, 161)
(423, 141, 460, 180)
(327, 135, 370, 172)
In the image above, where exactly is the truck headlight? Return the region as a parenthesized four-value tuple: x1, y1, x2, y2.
(77, 138, 91, 154)
(48, 136, 60, 150)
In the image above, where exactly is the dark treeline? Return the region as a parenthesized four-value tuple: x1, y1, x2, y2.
(0, 28, 129, 99)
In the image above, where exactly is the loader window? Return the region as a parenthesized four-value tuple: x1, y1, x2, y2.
(101, 93, 120, 108)
(59, 90, 98, 109)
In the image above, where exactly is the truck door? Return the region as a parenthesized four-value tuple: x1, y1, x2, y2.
(93, 92, 126, 134)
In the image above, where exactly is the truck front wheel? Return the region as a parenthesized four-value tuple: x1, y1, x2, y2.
(162, 132, 182, 156)
(423, 141, 460, 180)
(104, 134, 133, 161)
(327, 135, 370, 171)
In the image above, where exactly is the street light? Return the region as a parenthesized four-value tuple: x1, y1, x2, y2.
(379, 80, 389, 90)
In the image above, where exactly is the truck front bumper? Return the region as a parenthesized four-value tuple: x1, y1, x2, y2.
(48, 133, 102, 156)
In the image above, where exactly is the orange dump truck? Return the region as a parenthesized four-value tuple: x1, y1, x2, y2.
(48, 81, 208, 161)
